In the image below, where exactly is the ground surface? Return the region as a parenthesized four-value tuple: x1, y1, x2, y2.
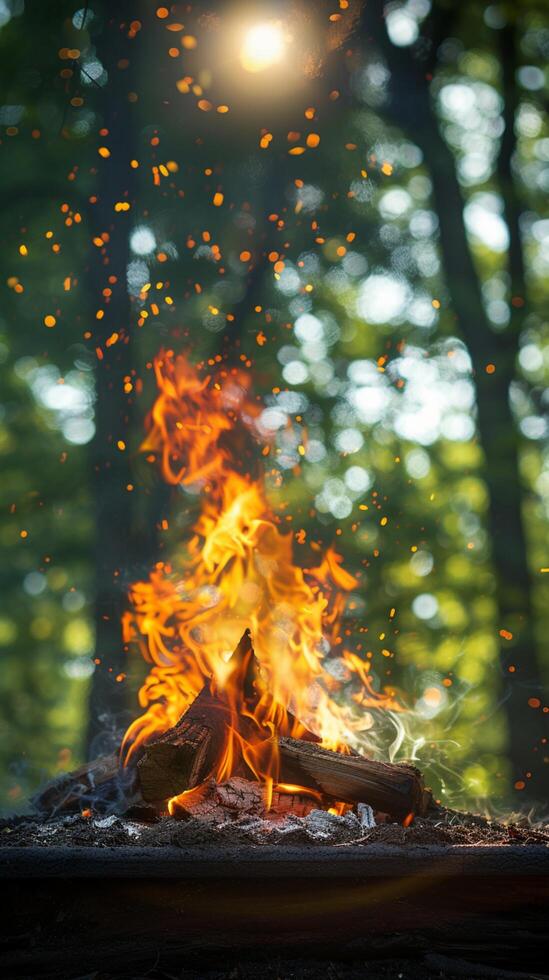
(1, 804, 548, 849)
(3, 815, 548, 980)
(45, 953, 549, 979)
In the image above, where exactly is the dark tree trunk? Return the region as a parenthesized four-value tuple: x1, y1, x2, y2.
(358, 2, 548, 801)
(496, 23, 528, 325)
(420, 126, 545, 797)
(222, 154, 288, 364)
(86, 11, 139, 755)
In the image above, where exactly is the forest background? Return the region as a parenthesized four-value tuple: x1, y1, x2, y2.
(0, 0, 548, 812)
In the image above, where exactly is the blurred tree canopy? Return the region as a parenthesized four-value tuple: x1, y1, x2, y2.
(0, 0, 547, 813)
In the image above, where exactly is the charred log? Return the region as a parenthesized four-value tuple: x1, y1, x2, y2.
(137, 686, 237, 803)
(168, 776, 322, 823)
(168, 776, 266, 822)
(278, 737, 431, 820)
(31, 753, 125, 816)
(136, 631, 261, 802)
(136, 630, 319, 803)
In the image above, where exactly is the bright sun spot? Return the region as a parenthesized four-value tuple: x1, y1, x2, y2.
(240, 21, 285, 73)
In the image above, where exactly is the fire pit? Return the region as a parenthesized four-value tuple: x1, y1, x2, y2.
(111, 353, 416, 825)
(3, 754, 549, 977)
(2, 830, 549, 977)
(20, 356, 438, 840)
(3, 352, 549, 977)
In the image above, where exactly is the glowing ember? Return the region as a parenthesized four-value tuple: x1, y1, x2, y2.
(122, 353, 400, 810)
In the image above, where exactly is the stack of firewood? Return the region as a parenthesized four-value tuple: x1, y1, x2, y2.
(33, 632, 431, 823)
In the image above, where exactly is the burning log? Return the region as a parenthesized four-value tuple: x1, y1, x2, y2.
(34, 632, 430, 824)
(278, 737, 431, 819)
(136, 633, 431, 819)
(137, 685, 241, 803)
(137, 712, 430, 820)
(137, 630, 318, 804)
(138, 723, 429, 819)
(137, 630, 260, 803)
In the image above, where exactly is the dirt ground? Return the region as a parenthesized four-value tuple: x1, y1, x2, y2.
(1, 802, 548, 849)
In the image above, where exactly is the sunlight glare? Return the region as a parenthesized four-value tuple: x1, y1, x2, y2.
(240, 21, 285, 73)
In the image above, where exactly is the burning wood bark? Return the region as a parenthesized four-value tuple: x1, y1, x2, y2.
(278, 737, 430, 820)
(137, 629, 260, 802)
(137, 685, 245, 803)
(137, 722, 429, 819)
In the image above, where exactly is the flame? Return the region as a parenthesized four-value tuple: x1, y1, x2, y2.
(122, 352, 400, 809)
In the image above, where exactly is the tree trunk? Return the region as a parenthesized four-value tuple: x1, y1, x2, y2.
(416, 93, 547, 804)
(222, 153, 287, 363)
(358, 2, 548, 801)
(86, 10, 139, 755)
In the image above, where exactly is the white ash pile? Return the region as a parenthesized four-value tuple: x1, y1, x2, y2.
(163, 775, 377, 844)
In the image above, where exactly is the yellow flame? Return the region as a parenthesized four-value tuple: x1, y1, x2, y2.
(122, 353, 401, 804)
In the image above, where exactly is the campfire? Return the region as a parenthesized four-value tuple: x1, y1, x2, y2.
(133, 627, 429, 826)
(34, 352, 431, 831)
(11, 356, 549, 980)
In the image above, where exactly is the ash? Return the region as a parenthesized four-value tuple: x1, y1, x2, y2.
(0, 802, 376, 850)
(3, 776, 548, 849)
(156, 776, 376, 844)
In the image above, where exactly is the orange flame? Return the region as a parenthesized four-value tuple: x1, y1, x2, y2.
(122, 352, 400, 807)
